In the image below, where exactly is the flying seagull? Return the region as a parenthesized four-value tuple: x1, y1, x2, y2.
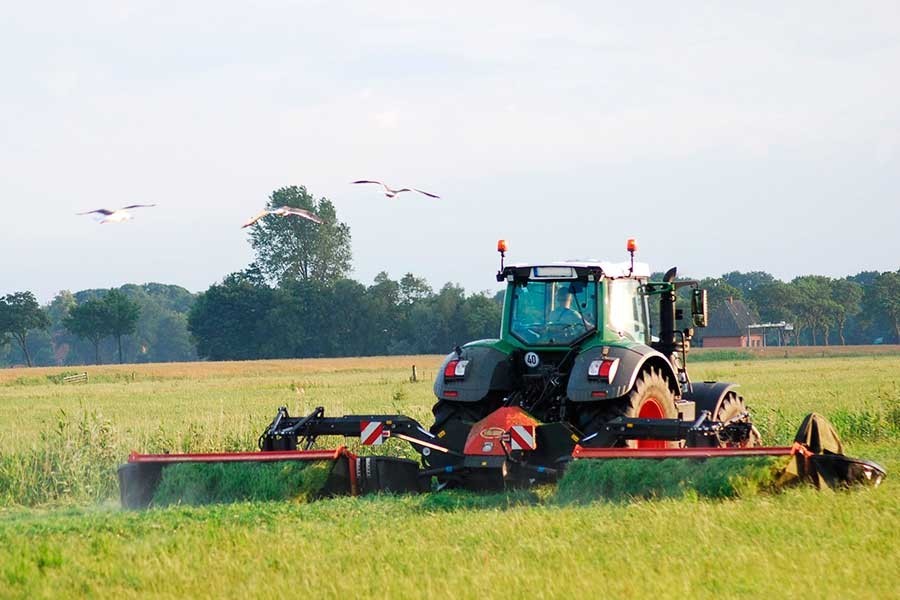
(76, 204, 157, 224)
(242, 206, 324, 228)
(351, 180, 440, 198)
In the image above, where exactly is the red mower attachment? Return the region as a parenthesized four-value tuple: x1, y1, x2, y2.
(117, 407, 886, 509)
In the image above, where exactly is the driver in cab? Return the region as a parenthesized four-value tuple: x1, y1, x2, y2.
(549, 284, 590, 327)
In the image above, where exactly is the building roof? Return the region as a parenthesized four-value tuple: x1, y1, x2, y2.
(704, 297, 760, 338)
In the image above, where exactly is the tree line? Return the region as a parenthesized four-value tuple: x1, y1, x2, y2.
(2, 185, 898, 366)
(686, 270, 900, 346)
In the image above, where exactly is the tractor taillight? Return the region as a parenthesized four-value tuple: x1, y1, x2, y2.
(444, 359, 469, 378)
(588, 358, 619, 381)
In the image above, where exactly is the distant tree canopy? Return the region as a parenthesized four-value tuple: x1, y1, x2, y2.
(0, 291, 50, 367)
(103, 290, 141, 364)
(187, 273, 502, 361)
(62, 290, 141, 364)
(248, 186, 352, 285)
(64, 298, 110, 365)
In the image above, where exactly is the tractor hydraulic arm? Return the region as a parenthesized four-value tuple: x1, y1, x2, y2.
(259, 406, 450, 455)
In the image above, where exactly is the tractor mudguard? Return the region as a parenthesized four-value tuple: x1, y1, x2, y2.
(566, 344, 678, 402)
(434, 343, 513, 402)
(682, 381, 739, 417)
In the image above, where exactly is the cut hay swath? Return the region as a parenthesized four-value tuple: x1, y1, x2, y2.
(556, 455, 792, 503)
(151, 461, 334, 506)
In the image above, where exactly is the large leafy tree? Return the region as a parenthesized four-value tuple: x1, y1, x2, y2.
(870, 271, 900, 343)
(791, 276, 840, 345)
(64, 299, 110, 364)
(830, 279, 863, 345)
(0, 291, 50, 367)
(103, 289, 141, 364)
(247, 186, 352, 285)
(188, 275, 279, 360)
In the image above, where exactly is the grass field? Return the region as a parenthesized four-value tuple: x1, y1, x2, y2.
(0, 352, 898, 598)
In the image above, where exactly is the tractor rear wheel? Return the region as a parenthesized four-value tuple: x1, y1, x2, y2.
(427, 399, 496, 485)
(579, 369, 679, 448)
(430, 399, 493, 435)
(620, 369, 679, 448)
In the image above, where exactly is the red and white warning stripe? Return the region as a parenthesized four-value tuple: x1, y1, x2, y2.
(360, 421, 385, 446)
(508, 425, 536, 450)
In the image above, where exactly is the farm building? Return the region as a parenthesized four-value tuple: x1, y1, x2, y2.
(701, 297, 765, 348)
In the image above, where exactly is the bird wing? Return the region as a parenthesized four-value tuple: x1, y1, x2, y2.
(412, 188, 440, 198)
(281, 207, 324, 224)
(351, 180, 382, 185)
(241, 210, 271, 228)
(76, 209, 114, 216)
(120, 204, 157, 210)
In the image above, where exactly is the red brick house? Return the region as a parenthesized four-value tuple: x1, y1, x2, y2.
(701, 298, 764, 348)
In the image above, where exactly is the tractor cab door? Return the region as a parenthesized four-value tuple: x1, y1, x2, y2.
(606, 278, 650, 344)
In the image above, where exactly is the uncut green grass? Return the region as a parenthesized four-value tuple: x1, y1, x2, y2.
(0, 353, 898, 597)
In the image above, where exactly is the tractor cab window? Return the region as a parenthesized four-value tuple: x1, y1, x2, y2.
(509, 280, 596, 345)
(607, 278, 648, 343)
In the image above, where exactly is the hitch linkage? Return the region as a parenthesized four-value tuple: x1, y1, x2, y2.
(259, 406, 450, 455)
(578, 410, 754, 448)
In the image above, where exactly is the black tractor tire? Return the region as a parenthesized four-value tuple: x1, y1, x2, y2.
(580, 368, 679, 448)
(692, 391, 761, 448)
(430, 399, 493, 435)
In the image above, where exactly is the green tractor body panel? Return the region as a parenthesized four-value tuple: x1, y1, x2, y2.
(435, 260, 680, 406)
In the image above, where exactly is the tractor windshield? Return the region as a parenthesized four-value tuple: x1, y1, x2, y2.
(509, 279, 597, 345)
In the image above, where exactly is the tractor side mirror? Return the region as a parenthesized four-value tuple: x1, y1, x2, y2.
(691, 289, 708, 328)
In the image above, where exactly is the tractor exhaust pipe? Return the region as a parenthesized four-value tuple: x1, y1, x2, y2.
(658, 267, 678, 357)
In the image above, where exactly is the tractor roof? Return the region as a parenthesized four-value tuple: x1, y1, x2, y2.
(502, 260, 651, 280)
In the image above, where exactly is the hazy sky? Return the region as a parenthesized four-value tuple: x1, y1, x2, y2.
(2, 2, 898, 303)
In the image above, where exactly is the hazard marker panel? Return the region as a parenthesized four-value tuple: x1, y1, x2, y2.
(508, 425, 536, 450)
(360, 421, 385, 446)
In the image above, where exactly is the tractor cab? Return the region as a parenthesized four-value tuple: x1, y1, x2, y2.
(498, 260, 652, 349)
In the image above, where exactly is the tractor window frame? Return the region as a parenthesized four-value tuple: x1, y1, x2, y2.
(508, 279, 597, 346)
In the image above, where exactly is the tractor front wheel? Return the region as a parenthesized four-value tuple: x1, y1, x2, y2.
(692, 392, 761, 448)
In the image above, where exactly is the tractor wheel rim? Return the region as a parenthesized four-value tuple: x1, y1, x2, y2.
(637, 397, 666, 449)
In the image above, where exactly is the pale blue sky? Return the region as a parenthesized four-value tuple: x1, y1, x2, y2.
(2, 2, 898, 302)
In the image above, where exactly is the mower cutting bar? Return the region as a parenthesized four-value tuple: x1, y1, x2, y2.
(572, 446, 794, 459)
(127, 448, 347, 464)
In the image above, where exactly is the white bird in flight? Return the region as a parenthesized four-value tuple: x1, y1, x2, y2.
(352, 180, 440, 198)
(76, 204, 157, 224)
(242, 206, 324, 228)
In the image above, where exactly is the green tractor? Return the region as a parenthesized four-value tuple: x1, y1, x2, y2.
(118, 239, 887, 506)
(431, 239, 758, 453)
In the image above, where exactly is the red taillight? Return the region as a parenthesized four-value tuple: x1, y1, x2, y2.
(598, 360, 614, 378)
(444, 360, 459, 378)
(445, 390, 459, 398)
(444, 359, 469, 379)
(588, 358, 619, 381)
